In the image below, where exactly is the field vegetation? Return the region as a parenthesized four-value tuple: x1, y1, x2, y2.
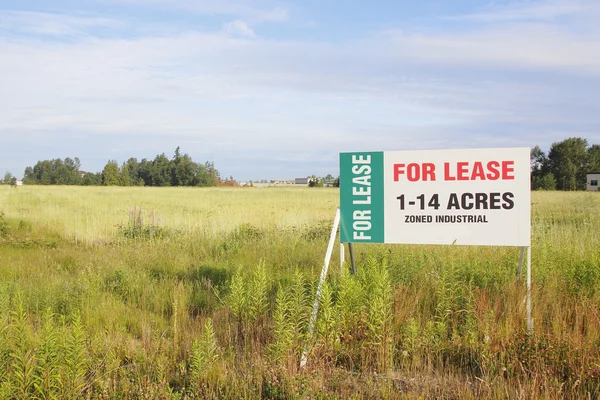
(0, 186, 599, 399)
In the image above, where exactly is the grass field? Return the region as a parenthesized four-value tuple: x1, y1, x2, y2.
(1, 186, 600, 399)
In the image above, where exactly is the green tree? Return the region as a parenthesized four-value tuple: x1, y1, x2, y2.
(34, 160, 54, 185)
(532, 173, 556, 190)
(23, 157, 82, 185)
(587, 144, 600, 173)
(2, 171, 13, 185)
(102, 160, 121, 186)
(324, 174, 334, 187)
(171, 147, 199, 186)
(82, 173, 102, 186)
(308, 175, 323, 188)
(138, 159, 154, 186)
(63, 157, 83, 185)
(125, 157, 141, 186)
(23, 167, 35, 184)
(547, 137, 588, 190)
(53, 159, 69, 185)
(152, 153, 171, 186)
(530, 146, 548, 185)
(204, 161, 219, 187)
(120, 162, 132, 186)
(20, 148, 221, 188)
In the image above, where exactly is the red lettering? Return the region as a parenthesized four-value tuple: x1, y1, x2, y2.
(395, 163, 437, 182)
(444, 162, 455, 181)
(407, 163, 420, 182)
(442, 160, 513, 181)
(423, 163, 436, 181)
(502, 161, 515, 180)
(393, 163, 405, 182)
(486, 161, 500, 180)
(457, 162, 469, 180)
(471, 162, 485, 180)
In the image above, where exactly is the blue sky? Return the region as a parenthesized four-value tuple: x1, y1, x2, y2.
(1, 0, 599, 181)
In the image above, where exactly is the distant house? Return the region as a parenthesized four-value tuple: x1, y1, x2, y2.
(15, 180, 23, 186)
(587, 173, 600, 191)
(295, 177, 309, 185)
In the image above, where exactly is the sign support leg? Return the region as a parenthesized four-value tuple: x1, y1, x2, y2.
(340, 241, 345, 274)
(527, 245, 533, 334)
(300, 208, 340, 368)
(348, 243, 356, 275)
(516, 246, 525, 281)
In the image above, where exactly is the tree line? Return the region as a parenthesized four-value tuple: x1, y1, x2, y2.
(308, 174, 339, 187)
(22, 147, 221, 187)
(531, 137, 600, 190)
(12, 138, 600, 190)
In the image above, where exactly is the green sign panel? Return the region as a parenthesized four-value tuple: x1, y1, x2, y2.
(339, 152, 385, 243)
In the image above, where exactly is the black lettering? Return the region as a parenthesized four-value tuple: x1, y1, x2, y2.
(475, 193, 488, 210)
(405, 215, 433, 223)
(490, 192, 501, 209)
(447, 193, 459, 210)
(461, 193, 474, 210)
(502, 192, 515, 209)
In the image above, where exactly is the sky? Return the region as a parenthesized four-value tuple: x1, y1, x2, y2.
(1, 0, 599, 181)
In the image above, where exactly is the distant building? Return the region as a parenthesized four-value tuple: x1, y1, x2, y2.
(16, 180, 23, 186)
(587, 173, 600, 191)
(295, 177, 309, 185)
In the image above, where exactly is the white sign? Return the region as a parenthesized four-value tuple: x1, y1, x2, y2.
(340, 147, 531, 246)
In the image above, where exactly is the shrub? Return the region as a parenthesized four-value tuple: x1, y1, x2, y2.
(0, 212, 9, 236)
(117, 207, 167, 240)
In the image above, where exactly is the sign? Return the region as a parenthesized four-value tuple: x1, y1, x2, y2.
(340, 148, 530, 246)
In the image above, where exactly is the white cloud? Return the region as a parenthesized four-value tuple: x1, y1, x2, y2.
(0, 10, 122, 36)
(2, 2, 600, 179)
(379, 21, 600, 75)
(223, 20, 255, 37)
(255, 7, 288, 23)
(102, 0, 289, 24)
(447, 0, 594, 22)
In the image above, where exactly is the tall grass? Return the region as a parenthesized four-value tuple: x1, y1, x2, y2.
(0, 186, 338, 244)
(1, 186, 600, 398)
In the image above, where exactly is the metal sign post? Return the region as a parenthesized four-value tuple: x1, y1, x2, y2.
(348, 243, 356, 275)
(516, 245, 532, 334)
(300, 208, 340, 368)
(340, 241, 345, 274)
(527, 246, 533, 333)
(516, 246, 525, 281)
(339, 243, 357, 275)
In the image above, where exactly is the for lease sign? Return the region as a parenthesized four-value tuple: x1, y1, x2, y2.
(339, 148, 530, 246)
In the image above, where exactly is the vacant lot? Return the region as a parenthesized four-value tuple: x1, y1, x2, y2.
(1, 186, 599, 399)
